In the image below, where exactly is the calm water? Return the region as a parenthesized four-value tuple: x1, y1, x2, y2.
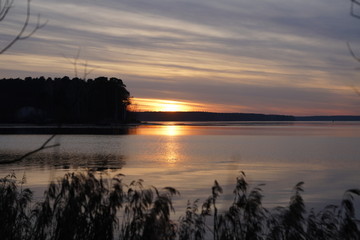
(1, 121, 360, 212)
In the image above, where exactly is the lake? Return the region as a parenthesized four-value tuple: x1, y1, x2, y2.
(0, 121, 360, 213)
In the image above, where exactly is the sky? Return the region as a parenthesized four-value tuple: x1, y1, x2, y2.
(1, 0, 360, 115)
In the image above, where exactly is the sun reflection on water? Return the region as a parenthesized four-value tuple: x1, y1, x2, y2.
(133, 125, 188, 136)
(163, 125, 181, 136)
(129, 125, 184, 166)
(165, 140, 179, 165)
(163, 126, 181, 165)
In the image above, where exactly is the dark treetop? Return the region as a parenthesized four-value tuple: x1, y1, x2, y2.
(0, 76, 130, 124)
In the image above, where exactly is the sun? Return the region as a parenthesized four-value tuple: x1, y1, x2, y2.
(161, 103, 182, 112)
(154, 100, 189, 112)
(130, 98, 203, 112)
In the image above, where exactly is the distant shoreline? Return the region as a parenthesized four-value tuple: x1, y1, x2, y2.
(1, 117, 360, 134)
(134, 111, 360, 122)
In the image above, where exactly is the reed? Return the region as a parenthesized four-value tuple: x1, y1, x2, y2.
(0, 171, 359, 240)
(0, 172, 32, 240)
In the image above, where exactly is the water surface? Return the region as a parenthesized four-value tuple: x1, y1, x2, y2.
(0, 121, 359, 211)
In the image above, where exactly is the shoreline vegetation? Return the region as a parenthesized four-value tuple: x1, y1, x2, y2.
(1, 170, 359, 240)
(0, 77, 131, 124)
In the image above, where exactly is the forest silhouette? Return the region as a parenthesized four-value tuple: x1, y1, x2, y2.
(0, 77, 130, 124)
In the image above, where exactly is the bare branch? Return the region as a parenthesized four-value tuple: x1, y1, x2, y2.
(351, 0, 360, 19)
(83, 60, 98, 80)
(352, 85, 360, 96)
(63, 48, 81, 78)
(347, 43, 360, 94)
(0, 134, 60, 164)
(0, 0, 13, 21)
(83, 60, 89, 80)
(347, 42, 360, 95)
(0, 0, 47, 54)
(63, 48, 98, 80)
(348, 1, 360, 96)
(18, 14, 48, 40)
(347, 42, 360, 63)
(72, 48, 80, 78)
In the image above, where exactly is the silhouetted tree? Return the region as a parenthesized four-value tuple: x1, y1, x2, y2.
(0, 77, 131, 124)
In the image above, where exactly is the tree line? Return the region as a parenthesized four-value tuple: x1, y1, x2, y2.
(0, 76, 131, 124)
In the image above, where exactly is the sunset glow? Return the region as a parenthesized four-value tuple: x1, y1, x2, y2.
(130, 97, 205, 112)
(1, 0, 360, 115)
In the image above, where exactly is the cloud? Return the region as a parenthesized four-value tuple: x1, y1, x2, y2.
(126, 75, 360, 115)
(1, 0, 360, 115)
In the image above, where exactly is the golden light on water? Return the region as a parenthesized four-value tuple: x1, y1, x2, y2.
(163, 126, 182, 165)
(164, 139, 179, 165)
(134, 125, 188, 136)
(164, 125, 181, 136)
(130, 125, 183, 165)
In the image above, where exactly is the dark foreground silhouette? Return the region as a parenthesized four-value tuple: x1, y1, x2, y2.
(0, 76, 130, 124)
(0, 171, 359, 240)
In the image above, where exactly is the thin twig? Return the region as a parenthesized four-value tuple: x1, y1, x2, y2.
(63, 48, 98, 80)
(63, 48, 81, 78)
(352, 85, 360, 96)
(347, 42, 360, 63)
(83, 60, 98, 80)
(346, 43, 360, 96)
(351, 0, 360, 19)
(0, 134, 60, 164)
(0, 0, 47, 54)
(0, 0, 13, 21)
